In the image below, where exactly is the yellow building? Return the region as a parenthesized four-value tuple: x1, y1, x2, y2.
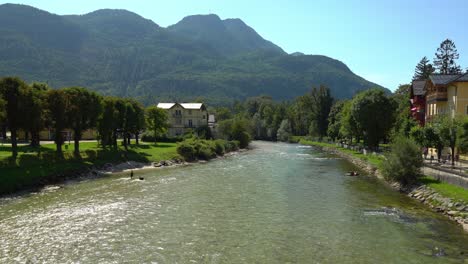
(157, 103, 209, 137)
(426, 73, 468, 121)
(18, 129, 98, 141)
(424, 73, 468, 159)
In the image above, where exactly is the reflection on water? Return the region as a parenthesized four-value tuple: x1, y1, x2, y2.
(0, 141, 468, 263)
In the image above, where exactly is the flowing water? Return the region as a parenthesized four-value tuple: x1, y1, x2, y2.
(1, 141, 468, 263)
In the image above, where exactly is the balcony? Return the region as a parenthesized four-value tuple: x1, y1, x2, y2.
(426, 91, 447, 102)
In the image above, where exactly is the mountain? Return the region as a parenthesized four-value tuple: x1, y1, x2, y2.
(0, 4, 387, 105)
(167, 14, 284, 56)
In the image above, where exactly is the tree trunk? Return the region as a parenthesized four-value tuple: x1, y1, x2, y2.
(127, 134, 131, 145)
(1, 125, 6, 140)
(74, 129, 81, 157)
(11, 128, 17, 158)
(30, 130, 40, 147)
(55, 130, 64, 158)
(135, 132, 139, 145)
(123, 132, 128, 151)
(451, 146, 455, 166)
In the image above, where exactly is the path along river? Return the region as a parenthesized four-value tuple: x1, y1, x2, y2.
(1, 141, 468, 263)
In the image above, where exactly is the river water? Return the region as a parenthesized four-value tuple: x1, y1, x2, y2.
(1, 141, 468, 263)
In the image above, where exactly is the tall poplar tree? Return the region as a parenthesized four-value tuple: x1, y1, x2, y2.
(434, 39, 462, 74)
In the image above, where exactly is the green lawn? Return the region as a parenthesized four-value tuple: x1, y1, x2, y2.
(0, 141, 179, 194)
(421, 176, 468, 204)
(298, 139, 384, 168)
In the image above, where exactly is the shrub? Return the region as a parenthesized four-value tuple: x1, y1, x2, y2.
(381, 137, 423, 186)
(214, 139, 226, 156)
(176, 140, 196, 161)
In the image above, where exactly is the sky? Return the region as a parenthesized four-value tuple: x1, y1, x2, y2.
(2, 0, 468, 91)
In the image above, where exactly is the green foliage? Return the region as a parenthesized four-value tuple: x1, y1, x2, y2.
(63, 87, 103, 155)
(381, 137, 423, 186)
(413, 56, 435, 80)
(327, 101, 344, 141)
(309, 85, 333, 139)
(146, 106, 168, 142)
(276, 119, 292, 142)
(434, 39, 462, 74)
(176, 138, 238, 161)
(350, 89, 396, 149)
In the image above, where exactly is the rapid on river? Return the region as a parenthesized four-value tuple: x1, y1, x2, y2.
(1, 141, 468, 263)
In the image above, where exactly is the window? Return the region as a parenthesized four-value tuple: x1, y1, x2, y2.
(175, 110, 182, 116)
(188, 119, 193, 127)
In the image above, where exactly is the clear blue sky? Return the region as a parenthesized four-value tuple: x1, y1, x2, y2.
(2, 0, 468, 91)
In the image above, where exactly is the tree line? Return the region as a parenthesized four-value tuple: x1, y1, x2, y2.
(0, 77, 168, 159)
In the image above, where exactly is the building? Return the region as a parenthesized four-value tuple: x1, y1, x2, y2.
(18, 129, 98, 141)
(425, 73, 468, 121)
(157, 103, 209, 137)
(410, 80, 426, 126)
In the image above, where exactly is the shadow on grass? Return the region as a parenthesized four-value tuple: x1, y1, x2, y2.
(0, 146, 155, 196)
(420, 177, 440, 185)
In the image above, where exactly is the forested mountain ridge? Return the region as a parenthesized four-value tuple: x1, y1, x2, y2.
(0, 4, 387, 105)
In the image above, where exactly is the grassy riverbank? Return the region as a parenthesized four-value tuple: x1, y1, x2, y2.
(298, 139, 384, 168)
(0, 141, 179, 194)
(298, 138, 468, 203)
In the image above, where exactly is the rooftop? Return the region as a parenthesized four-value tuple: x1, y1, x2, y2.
(411, 80, 426, 96)
(157, 102, 205, 110)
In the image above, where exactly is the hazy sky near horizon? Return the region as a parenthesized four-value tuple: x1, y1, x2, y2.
(2, 0, 468, 91)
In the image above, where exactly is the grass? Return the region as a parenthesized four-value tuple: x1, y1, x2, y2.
(0, 140, 179, 194)
(298, 138, 384, 168)
(420, 176, 468, 204)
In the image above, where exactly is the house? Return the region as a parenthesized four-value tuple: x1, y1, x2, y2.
(425, 73, 468, 121)
(157, 103, 209, 137)
(410, 80, 426, 126)
(18, 129, 98, 141)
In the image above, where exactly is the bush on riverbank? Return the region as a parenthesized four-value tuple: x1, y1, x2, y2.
(381, 137, 423, 186)
(176, 138, 240, 161)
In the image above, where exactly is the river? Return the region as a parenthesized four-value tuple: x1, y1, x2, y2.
(1, 141, 468, 263)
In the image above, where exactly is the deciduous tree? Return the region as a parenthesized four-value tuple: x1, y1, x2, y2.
(146, 106, 168, 144)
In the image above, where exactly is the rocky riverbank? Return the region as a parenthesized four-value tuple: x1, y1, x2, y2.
(406, 184, 468, 232)
(308, 142, 468, 233)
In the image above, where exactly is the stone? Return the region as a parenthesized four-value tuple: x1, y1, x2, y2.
(447, 210, 459, 216)
(448, 203, 454, 208)
(456, 205, 465, 211)
(153, 162, 162, 167)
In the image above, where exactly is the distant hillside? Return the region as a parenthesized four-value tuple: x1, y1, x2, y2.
(0, 4, 387, 105)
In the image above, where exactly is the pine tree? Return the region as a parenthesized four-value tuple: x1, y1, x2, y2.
(413, 56, 435, 80)
(433, 39, 461, 74)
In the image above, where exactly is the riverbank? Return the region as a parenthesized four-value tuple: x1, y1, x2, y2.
(0, 140, 248, 197)
(0, 141, 181, 195)
(299, 139, 468, 232)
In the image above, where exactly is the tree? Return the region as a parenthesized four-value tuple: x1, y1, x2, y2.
(0, 77, 29, 158)
(309, 85, 334, 139)
(98, 97, 119, 148)
(339, 100, 360, 144)
(146, 106, 168, 144)
(433, 39, 462, 74)
(413, 56, 435, 80)
(63, 87, 102, 156)
(126, 99, 145, 145)
(25, 83, 49, 147)
(327, 101, 345, 141)
(381, 137, 423, 186)
(277, 119, 292, 142)
(391, 84, 417, 138)
(436, 115, 461, 166)
(215, 107, 232, 121)
(350, 89, 396, 149)
(46, 89, 69, 157)
(427, 121, 446, 162)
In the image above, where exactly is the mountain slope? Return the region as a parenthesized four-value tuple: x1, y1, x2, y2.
(0, 4, 386, 105)
(167, 14, 284, 56)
